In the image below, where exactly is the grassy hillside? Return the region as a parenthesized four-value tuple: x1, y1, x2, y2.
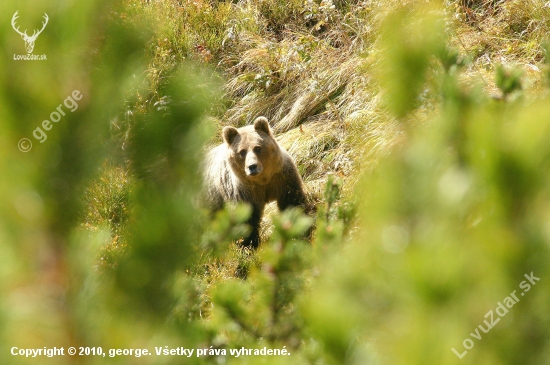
(111, 0, 550, 190)
(85, 0, 550, 343)
(87, 0, 550, 249)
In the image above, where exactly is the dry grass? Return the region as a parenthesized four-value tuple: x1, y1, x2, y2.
(449, 0, 550, 96)
(220, 18, 401, 199)
(120, 0, 429, 198)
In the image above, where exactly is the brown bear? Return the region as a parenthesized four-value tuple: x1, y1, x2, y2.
(204, 116, 308, 248)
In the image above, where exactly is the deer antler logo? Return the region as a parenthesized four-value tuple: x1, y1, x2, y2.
(11, 11, 49, 54)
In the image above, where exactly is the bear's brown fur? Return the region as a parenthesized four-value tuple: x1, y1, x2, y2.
(204, 116, 308, 248)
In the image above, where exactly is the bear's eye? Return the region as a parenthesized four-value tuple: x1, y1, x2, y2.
(239, 150, 247, 158)
(253, 146, 261, 154)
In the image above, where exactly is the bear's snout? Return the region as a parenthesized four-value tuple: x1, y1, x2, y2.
(247, 163, 263, 176)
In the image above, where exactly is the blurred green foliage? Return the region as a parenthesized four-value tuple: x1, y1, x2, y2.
(306, 6, 550, 365)
(1, 1, 550, 365)
(495, 64, 523, 99)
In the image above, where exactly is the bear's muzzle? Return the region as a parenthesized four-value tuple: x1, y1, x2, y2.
(247, 163, 263, 176)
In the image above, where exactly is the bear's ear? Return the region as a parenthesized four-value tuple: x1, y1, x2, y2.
(253, 116, 272, 136)
(222, 126, 239, 145)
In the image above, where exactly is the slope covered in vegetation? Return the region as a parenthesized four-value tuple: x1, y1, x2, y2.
(93, 0, 550, 209)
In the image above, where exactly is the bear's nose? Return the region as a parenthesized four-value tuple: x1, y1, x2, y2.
(248, 164, 259, 176)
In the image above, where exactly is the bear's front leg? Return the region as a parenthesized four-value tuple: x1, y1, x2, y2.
(241, 205, 262, 249)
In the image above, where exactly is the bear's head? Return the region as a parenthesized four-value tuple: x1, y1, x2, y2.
(223, 117, 283, 185)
